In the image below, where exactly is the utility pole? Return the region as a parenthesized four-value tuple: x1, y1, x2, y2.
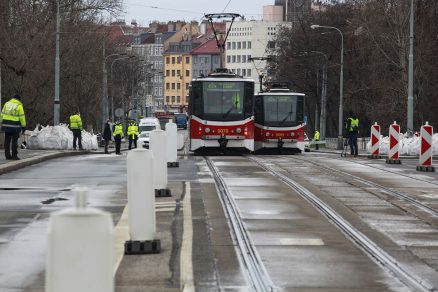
(102, 44, 107, 132)
(54, 0, 61, 125)
(407, 0, 415, 134)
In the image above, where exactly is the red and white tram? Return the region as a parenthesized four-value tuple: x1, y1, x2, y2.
(189, 70, 255, 154)
(254, 85, 306, 153)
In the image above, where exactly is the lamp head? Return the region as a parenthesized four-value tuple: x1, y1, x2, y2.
(310, 24, 320, 29)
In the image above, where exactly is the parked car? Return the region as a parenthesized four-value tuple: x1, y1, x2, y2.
(137, 117, 160, 148)
(174, 113, 188, 129)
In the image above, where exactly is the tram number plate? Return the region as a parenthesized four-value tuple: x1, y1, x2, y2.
(217, 129, 229, 134)
(276, 133, 285, 137)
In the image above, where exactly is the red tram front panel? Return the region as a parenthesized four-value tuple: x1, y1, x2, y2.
(190, 115, 254, 151)
(254, 123, 306, 152)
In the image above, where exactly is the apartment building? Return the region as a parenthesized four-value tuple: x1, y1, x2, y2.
(225, 19, 282, 92)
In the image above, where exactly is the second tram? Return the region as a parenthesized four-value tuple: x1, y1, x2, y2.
(254, 85, 306, 153)
(189, 70, 255, 154)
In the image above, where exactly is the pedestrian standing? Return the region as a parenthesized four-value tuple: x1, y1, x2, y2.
(314, 130, 320, 150)
(346, 111, 360, 157)
(1, 94, 26, 160)
(113, 120, 124, 155)
(127, 120, 139, 150)
(102, 119, 112, 154)
(69, 111, 83, 150)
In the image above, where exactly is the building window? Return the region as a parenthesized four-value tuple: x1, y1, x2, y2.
(237, 42, 241, 49)
(172, 57, 175, 64)
(242, 55, 246, 63)
(242, 69, 246, 76)
(227, 42, 231, 50)
(172, 96, 175, 103)
(166, 96, 170, 103)
(159, 87, 163, 95)
(247, 69, 251, 76)
(237, 69, 241, 75)
(172, 83, 175, 90)
(237, 55, 241, 63)
(166, 57, 170, 64)
(172, 70, 176, 77)
(248, 41, 251, 49)
(177, 83, 181, 90)
(177, 70, 181, 77)
(166, 70, 170, 76)
(243, 42, 246, 49)
(247, 55, 251, 62)
(166, 83, 170, 90)
(232, 55, 236, 63)
(232, 42, 236, 49)
(177, 96, 181, 103)
(186, 56, 190, 63)
(186, 70, 190, 77)
(227, 55, 231, 63)
(186, 83, 190, 90)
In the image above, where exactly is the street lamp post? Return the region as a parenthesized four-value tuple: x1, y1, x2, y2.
(407, 0, 415, 134)
(308, 51, 328, 140)
(311, 24, 344, 149)
(54, 0, 61, 125)
(102, 51, 125, 131)
(110, 56, 131, 122)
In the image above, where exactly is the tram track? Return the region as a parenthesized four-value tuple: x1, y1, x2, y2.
(204, 156, 275, 292)
(249, 155, 435, 292)
(285, 155, 438, 219)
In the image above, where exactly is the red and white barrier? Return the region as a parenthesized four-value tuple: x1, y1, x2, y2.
(386, 121, 401, 164)
(369, 122, 380, 158)
(417, 122, 435, 172)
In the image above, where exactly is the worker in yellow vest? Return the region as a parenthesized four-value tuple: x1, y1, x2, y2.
(112, 120, 124, 155)
(69, 111, 83, 150)
(314, 130, 320, 150)
(127, 120, 139, 150)
(346, 111, 360, 157)
(1, 94, 26, 160)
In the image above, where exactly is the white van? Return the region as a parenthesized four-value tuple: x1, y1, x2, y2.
(137, 117, 160, 148)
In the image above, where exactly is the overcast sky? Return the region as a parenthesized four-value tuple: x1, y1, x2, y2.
(121, 0, 276, 26)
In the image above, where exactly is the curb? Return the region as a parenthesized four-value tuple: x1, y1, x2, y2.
(309, 149, 427, 160)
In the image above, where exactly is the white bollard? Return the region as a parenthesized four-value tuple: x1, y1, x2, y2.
(46, 188, 114, 292)
(125, 149, 161, 254)
(165, 119, 179, 167)
(150, 129, 171, 197)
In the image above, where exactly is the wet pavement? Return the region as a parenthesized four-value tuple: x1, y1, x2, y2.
(1, 139, 438, 291)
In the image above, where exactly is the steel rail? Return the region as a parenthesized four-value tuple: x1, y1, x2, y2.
(249, 156, 434, 292)
(204, 157, 275, 292)
(286, 155, 438, 218)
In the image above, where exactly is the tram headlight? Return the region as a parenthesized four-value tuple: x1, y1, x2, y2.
(290, 132, 295, 137)
(236, 128, 242, 134)
(266, 132, 271, 137)
(205, 127, 211, 134)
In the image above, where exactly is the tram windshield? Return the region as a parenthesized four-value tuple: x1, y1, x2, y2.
(203, 81, 244, 115)
(263, 95, 304, 127)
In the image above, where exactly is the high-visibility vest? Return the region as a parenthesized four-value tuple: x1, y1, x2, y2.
(127, 124, 139, 139)
(347, 118, 359, 132)
(113, 123, 124, 138)
(314, 131, 320, 141)
(69, 114, 83, 130)
(1, 98, 26, 133)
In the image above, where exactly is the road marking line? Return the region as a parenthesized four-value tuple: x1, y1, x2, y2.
(180, 182, 195, 291)
(113, 205, 129, 275)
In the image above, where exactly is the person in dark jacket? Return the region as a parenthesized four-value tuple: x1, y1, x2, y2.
(1, 94, 26, 160)
(102, 120, 112, 154)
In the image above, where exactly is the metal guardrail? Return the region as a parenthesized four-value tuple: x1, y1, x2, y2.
(323, 137, 370, 150)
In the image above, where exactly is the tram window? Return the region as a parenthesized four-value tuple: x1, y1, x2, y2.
(263, 95, 299, 126)
(203, 82, 244, 115)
